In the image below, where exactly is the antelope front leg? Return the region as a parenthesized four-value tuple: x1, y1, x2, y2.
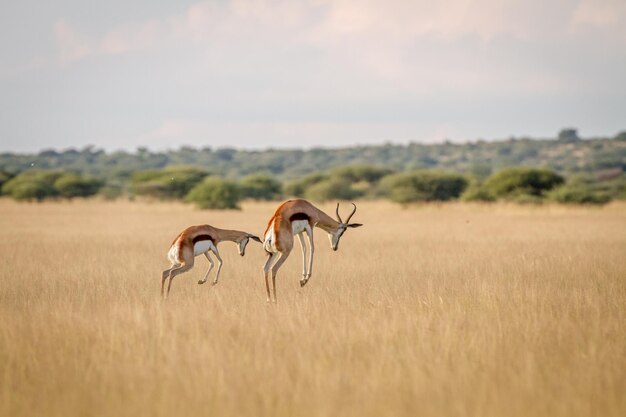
(211, 247, 223, 285)
(302, 227, 314, 287)
(198, 252, 215, 285)
(297, 233, 308, 286)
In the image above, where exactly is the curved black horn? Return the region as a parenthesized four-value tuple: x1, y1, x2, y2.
(335, 203, 343, 223)
(345, 203, 357, 224)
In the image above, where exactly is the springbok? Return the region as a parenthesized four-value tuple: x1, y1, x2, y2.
(162, 224, 261, 298)
(262, 199, 363, 302)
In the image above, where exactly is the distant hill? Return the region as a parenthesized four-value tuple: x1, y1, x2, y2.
(1, 130, 625, 180)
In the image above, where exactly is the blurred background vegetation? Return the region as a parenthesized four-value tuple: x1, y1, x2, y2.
(1, 129, 624, 208)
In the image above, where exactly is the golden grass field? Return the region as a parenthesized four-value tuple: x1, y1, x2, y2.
(0, 198, 625, 417)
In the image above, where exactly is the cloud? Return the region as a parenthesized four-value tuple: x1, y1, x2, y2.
(54, 20, 93, 64)
(54, 18, 162, 64)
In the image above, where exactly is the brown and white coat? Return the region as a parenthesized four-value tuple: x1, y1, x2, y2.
(262, 199, 362, 302)
(161, 225, 260, 298)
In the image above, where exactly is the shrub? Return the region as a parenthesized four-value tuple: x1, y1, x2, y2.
(547, 186, 611, 205)
(239, 174, 282, 200)
(304, 178, 362, 201)
(0, 171, 13, 194)
(484, 168, 564, 199)
(54, 174, 103, 198)
(1, 170, 63, 201)
(186, 177, 241, 209)
(460, 185, 496, 202)
(130, 166, 208, 199)
(284, 173, 328, 197)
(330, 165, 394, 183)
(379, 171, 468, 203)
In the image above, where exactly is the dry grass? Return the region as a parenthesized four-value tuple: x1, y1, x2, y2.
(1, 199, 625, 417)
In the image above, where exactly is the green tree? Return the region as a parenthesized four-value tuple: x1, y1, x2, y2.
(186, 177, 241, 209)
(1, 170, 63, 201)
(0, 171, 13, 194)
(284, 173, 328, 197)
(547, 185, 611, 205)
(379, 171, 468, 203)
(54, 174, 103, 198)
(330, 165, 394, 183)
(557, 128, 580, 143)
(131, 166, 208, 199)
(304, 178, 362, 202)
(239, 174, 282, 200)
(484, 168, 564, 199)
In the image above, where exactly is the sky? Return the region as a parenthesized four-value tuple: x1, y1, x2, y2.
(1, 0, 625, 152)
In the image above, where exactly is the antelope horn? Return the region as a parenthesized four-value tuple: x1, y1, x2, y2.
(335, 203, 343, 223)
(345, 203, 357, 224)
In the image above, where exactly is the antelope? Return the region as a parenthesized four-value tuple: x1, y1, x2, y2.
(161, 224, 261, 298)
(262, 199, 363, 302)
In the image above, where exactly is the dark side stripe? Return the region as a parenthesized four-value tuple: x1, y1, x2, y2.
(192, 234, 215, 244)
(289, 212, 310, 222)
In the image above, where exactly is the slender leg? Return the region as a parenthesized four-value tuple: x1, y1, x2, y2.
(302, 227, 314, 287)
(162, 265, 175, 296)
(270, 250, 291, 303)
(166, 262, 193, 298)
(263, 253, 278, 302)
(211, 247, 223, 285)
(198, 252, 214, 285)
(297, 233, 308, 285)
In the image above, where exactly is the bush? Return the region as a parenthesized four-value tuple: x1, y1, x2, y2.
(98, 184, 124, 200)
(284, 173, 328, 197)
(330, 165, 394, 183)
(0, 171, 13, 194)
(304, 178, 362, 201)
(130, 166, 209, 199)
(379, 171, 468, 203)
(54, 174, 103, 198)
(547, 186, 611, 205)
(484, 168, 564, 199)
(1, 170, 63, 201)
(186, 177, 241, 209)
(239, 174, 282, 200)
(460, 185, 496, 202)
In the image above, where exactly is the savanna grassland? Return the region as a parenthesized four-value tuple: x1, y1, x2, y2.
(0, 199, 625, 417)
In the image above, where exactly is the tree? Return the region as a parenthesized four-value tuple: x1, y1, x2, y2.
(304, 178, 362, 202)
(547, 185, 611, 205)
(483, 167, 564, 199)
(239, 174, 282, 201)
(186, 177, 241, 209)
(131, 166, 209, 199)
(284, 173, 328, 197)
(379, 171, 468, 203)
(1, 170, 63, 201)
(0, 170, 13, 194)
(557, 128, 580, 143)
(54, 174, 103, 198)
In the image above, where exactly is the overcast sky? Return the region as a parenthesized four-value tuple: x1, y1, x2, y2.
(1, 0, 625, 152)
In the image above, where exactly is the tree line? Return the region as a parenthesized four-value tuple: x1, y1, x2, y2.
(0, 129, 624, 207)
(0, 164, 620, 208)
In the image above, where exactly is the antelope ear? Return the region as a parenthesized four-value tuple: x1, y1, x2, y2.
(347, 223, 363, 228)
(250, 235, 262, 243)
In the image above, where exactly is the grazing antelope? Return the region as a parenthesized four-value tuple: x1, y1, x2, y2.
(262, 199, 363, 302)
(162, 225, 261, 298)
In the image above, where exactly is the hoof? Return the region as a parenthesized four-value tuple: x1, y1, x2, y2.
(211, 281, 218, 286)
(300, 279, 308, 287)
(198, 280, 206, 285)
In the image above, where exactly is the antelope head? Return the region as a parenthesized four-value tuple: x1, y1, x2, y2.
(329, 203, 363, 251)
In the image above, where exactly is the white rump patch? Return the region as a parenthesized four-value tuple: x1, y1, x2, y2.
(264, 220, 277, 253)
